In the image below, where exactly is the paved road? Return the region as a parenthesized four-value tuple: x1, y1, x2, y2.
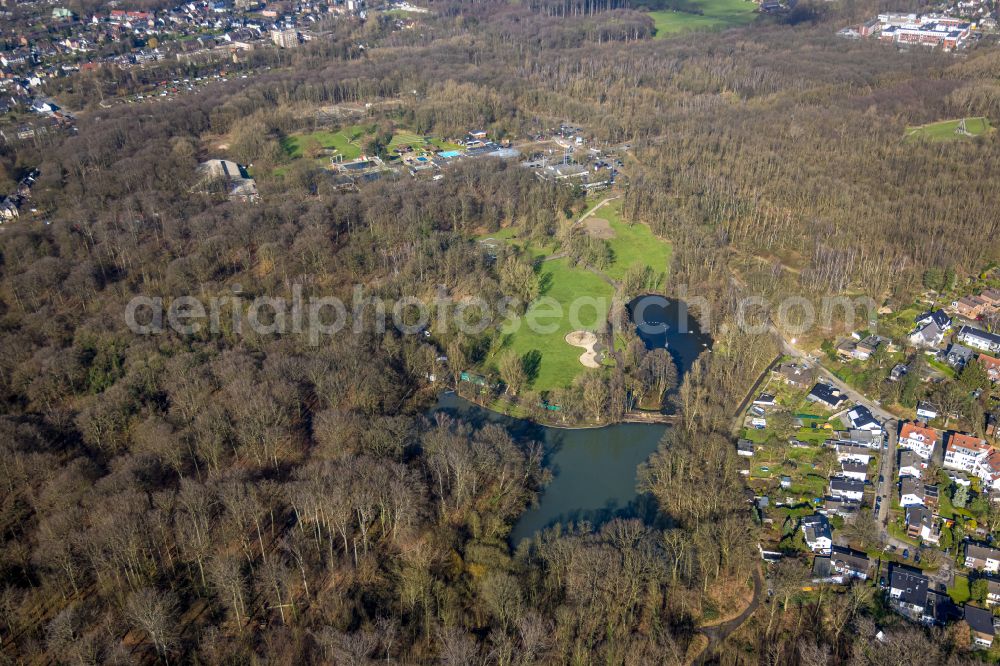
(774, 333, 901, 543)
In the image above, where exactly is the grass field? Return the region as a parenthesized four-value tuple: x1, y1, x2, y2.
(599, 201, 672, 287)
(483, 201, 672, 392)
(495, 258, 615, 392)
(281, 126, 463, 164)
(905, 117, 992, 142)
(648, 0, 757, 36)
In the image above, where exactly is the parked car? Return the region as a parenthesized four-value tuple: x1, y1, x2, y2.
(902, 549, 910, 560)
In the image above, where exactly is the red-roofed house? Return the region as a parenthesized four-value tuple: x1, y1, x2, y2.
(981, 354, 1000, 384)
(979, 451, 1000, 492)
(945, 433, 991, 473)
(899, 422, 940, 461)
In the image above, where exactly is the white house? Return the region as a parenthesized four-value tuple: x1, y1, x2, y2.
(801, 514, 832, 554)
(944, 432, 990, 473)
(900, 477, 925, 507)
(898, 422, 939, 461)
(898, 449, 923, 479)
(847, 405, 881, 432)
(834, 443, 873, 465)
(841, 461, 868, 481)
(916, 401, 938, 421)
(965, 543, 1000, 574)
(957, 326, 1000, 354)
(829, 476, 865, 501)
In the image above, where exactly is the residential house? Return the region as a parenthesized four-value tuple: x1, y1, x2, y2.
(830, 545, 871, 581)
(916, 401, 939, 421)
(915, 309, 951, 331)
(775, 363, 812, 388)
(964, 605, 995, 649)
(889, 565, 929, 620)
(847, 405, 881, 432)
(905, 505, 940, 543)
(956, 296, 987, 319)
(980, 354, 1000, 384)
(900, 477, 925, 507)
(848, 428, 882, 448)
(822, 495, 861, 517)
(753, 393, 777, 407)
(910, 321, 944, 348)
(986, 578, 1000, 607)
(890, 363, 909, 381)
(957, 326, 1000, 354)
(978, 451, 1000, 492)
(898, 449, 923, 479)
(981, 290, 1000, 308)
(833, 442, 873, 465)
(830, 476, 865, 501)
(965, 543, 1000, 573)
(841, 461, 868, 481)
(854, 336, 885, 360)
(898, 422, 939, 461)
(946, 344, 976, 369)
(801, 514, 832, 554)
(807, 383, 848, 410)
(944, 432, 991, 473)
(737, 439, 754, 457)
(924, 484, 939, 511)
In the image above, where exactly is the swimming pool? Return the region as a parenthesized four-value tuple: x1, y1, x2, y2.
(438, 150, 462, 158)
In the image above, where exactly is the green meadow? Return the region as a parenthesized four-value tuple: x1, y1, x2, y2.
(648, 0, 757, 36)
(484, 199, 672, 392)
(905, 117, 992, 142)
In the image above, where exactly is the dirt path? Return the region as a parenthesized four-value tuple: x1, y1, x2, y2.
(573, 195, 621, 229)
(690, 567, 764, 664)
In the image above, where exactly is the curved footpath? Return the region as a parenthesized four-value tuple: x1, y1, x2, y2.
(690, 567, 764, 664)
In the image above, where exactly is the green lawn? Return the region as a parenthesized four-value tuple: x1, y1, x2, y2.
(282, 126, 462, 163)
(600, 201, 672, 287)
(648, 0, 757, 36)
(481, 201, 671, 392)
(948, 575, 971, 604)
(493, 258, 614, 392)
(905, 117, 992, 142)
(281, 127, 365, 160)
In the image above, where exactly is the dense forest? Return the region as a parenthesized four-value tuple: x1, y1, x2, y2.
(1, 0, 999, 662)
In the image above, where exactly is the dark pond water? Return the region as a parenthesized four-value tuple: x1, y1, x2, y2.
(431, 297, 711, 545)
(627, 294, 713, 369)
(433, 391, 668, 544)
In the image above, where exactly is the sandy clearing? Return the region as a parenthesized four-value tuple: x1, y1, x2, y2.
(565, 330, 601, 368)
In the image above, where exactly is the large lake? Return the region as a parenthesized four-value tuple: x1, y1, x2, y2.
(432, 296, 711, 545)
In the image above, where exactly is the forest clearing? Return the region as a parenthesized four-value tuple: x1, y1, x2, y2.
(648, 0, 758, 36)
(905, 116, 993, 142)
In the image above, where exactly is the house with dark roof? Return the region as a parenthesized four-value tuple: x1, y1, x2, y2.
(830, 545, 870, 581)
(775, 363, 811, 388)
(898, 449, 923, 479)
(737, 439, 754, 457)
(905, 505, 939, 543)
(964, 604, 995, 649)
(889, 565, 929, 620)
(841, 460, 868, 481)
(830, 476, 865, 501)
(822, 495, 861, 517)
(915, 309, 951, 331)
(807, 383, 847, 410)
(800, 514, 832, 554)
(900, 477, 925, 507)
(965, 543, 1000, 573)
(957, 326, 1000, 354)
(847, 405, 881, 432)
